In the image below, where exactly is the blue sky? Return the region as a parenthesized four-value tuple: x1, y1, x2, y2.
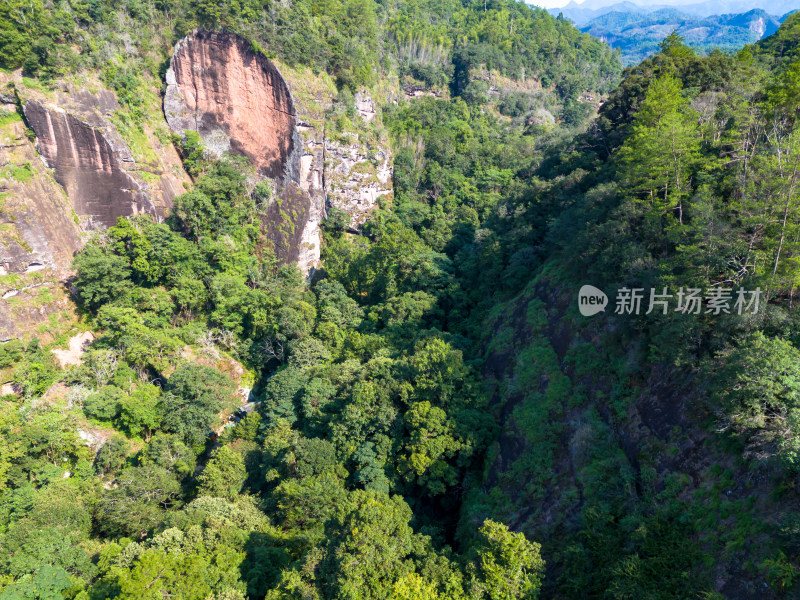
(527, 0, 576, 6)
(528, 0, 682, 8)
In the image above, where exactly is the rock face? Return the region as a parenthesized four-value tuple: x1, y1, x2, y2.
(164, 32, 395, 272)
(20, 81, 183, 236)
(24, 101, 158, 229)
(165, 31, 300, 181)
(324, 145, 392, 225)
(165, 31, 319, 269)
(0, 116, 82, 276)
(354, 90, 377, 122)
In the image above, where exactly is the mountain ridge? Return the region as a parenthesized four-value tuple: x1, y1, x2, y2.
(566, 4, 784, 63)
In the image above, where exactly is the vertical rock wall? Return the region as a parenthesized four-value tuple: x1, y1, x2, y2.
(20, 80, 183, 236)
(324, 90, 393, 226)
(0, 114, 82, 276)
(163, 31, 395, 273)
(164, 31, 299, 181)
(0, 76, 184, 279)
(24, 101, 158, 229)
(164, 31, 319, 270)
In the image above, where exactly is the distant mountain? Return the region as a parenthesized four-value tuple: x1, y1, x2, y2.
(550, 1, 655, 26)
(573, 7, 781, 63)
(674, 0, 799, 18)
(549, 0, 800, 24)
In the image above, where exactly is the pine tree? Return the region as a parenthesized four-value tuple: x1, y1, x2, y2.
(618, 73, 701, 226)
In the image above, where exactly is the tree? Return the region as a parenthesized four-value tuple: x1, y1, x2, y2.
(197, 446, 246, 500)
(659, 31, 694, 61)
(0, 565, 72, 600)
(96, 465, 181, 536)
(0, 340, 24, 369)
(72, 245, 133, 310)
(141, 433, 197, 478)
(319, 491, 419, 600)
(12, 339, 58, 401)
(0, 405, 23, 492)
(113, 547, 246, 600)
(94, 435, 130, 476)
(352, 441, 390, 493)
(401, 401, 463, 495)
(713, 332, 800, 469)
(83, 386, 124, 422)
(618, 73, 701, 225)
(390, 573, 442, 600)
(408, 337, 473, 407)
(117, 384, 163, 440)
(262, 367, 307, 426)
(468, 520, 545, 600)
(163, 363, 237, 447)
(83, 349, 119, 387)
(0, 524, 94, 582)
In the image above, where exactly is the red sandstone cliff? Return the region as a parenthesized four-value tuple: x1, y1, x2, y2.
(0, 109, 81, 277)
(163, 31, 394, 274)
(164, 31, 319, 270)
(165, 31, 299, 181)
(24, 101, 158, 229)
(0, 75, 187, 283)
(21, 83, 183, 233)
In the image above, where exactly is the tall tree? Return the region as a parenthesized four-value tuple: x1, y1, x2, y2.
(618, 73, 701, 226)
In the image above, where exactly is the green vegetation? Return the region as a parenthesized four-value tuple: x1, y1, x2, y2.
(4, 1, 800, 599)
(0, 0, 618, 116)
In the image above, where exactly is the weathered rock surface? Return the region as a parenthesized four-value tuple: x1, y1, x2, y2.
(324, 133, 393, 225)
(0, 74, 189, 338)
(165, 31, 321, 270)
(354, 90, 377, 122)
(0, 275, 79, 340)
(21, 82, 182, 232)
(164, 32, 395, 272)
(2, 74, 190, 276)
(51, 331, 95, 368)
(24, 101, 159, 229)
(165, 30, 300, 181)
(0, 118, 82, 276)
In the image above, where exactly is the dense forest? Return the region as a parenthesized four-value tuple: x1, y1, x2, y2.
(2, 0, 800, 598)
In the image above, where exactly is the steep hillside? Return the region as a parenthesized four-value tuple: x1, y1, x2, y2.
(6, 0, 800, 597)
(452, 26, 800, 599)
(6, 1, 800, 598)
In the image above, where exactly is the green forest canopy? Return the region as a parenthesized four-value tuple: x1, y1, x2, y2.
(3, 2, 800, 600)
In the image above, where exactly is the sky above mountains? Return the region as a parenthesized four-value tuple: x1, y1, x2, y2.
(536, 0, 798, 63)
(532, 0, 657, 6)
(531, 0, 800, 13)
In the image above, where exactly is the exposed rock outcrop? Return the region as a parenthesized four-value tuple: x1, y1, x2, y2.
(354, 90, 377, 122)
(165, 31, 300, 181)
(322, 89, 393, 226)
(21, 82, 181, 233)
(0, 117, 82, 276)
(0, 75, 189, 339)
(165, 31, 320, 270)
(164, 32, 395, 272)
(324, 137, 393, 226)
(24, 101, 159, 229)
